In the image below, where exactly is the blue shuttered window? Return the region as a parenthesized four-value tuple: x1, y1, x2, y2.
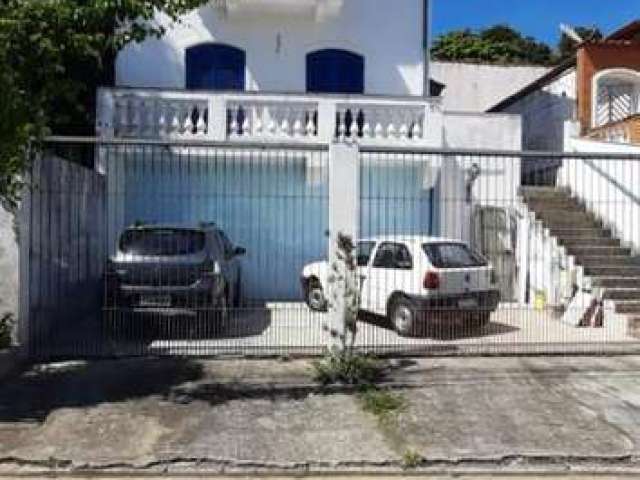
(186, 43, 246, 90)
(306, 49, 364, 94)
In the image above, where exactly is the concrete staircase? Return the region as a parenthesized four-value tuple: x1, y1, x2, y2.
(521, 186, 640, 329)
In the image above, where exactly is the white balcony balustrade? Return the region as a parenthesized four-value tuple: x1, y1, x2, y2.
(97, 88, 441, 146)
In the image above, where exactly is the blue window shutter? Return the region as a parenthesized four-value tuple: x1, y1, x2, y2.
(306, 49, 364, 94)
(186, 44, 246, 90)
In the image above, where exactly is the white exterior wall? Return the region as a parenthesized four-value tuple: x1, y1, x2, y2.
(116, 0, 425, 96)
(503, 69, 577, 151)
(437, 112, 522, 243)
(562, 133, 640, 254)
(431, 62, 549, 113)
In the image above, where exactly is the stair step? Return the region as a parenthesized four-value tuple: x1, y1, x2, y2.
(616, 302, 640, 314)
(559, 237, 620, 247)
(566, 246, 631, 257)
(526, 200, 584, 212)
(521, 186, 571, 200)
(577, 256, 640, 266)
(585, 266, 640, 277)
(538, 210, 595, 222)
(592, 277, 640, 289)
(550, 228, 612, 239)
(544, 220, 603, 232)
(603, 289, 640, 301)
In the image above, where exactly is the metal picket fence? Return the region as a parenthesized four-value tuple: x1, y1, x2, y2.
(19, 138, 640, 360)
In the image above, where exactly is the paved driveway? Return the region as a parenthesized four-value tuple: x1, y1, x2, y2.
(134, 303, 637, 356)
(39, 302, 638, 358)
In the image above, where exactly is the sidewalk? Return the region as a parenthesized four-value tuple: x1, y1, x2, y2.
(2, 356, 640, 474)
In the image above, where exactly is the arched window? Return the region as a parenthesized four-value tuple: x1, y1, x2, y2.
(186, 43, 246, 90)
(306, 49, 364, 94)
(593, 68, 640, 127)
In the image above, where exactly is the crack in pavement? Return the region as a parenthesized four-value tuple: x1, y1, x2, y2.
(5, 454, 640, 473)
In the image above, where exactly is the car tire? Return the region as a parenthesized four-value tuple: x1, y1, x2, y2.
(474, 311, 491, 328)
(194, 292, 229, 338)
(305, 278, 328, 312)
(234, 277, 242, 309)
(389, 297, 420, 337)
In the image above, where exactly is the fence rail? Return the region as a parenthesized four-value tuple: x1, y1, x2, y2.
(18, 138, 640, 360)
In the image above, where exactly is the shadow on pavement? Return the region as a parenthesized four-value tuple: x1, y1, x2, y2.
(0, 358, 204, 423)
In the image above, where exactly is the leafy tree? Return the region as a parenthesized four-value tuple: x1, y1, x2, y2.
(0, 0, 207, 206)
(557, 26, 603, 61)
(432, 24, 555, 66)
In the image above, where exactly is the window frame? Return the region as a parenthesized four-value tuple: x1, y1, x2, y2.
(306, 48, 365, 94)
(185, 43, 246, 91)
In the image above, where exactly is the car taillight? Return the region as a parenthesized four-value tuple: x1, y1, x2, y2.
(423, 271, 440, 290)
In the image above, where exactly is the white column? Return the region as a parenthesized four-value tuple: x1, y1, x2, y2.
(327, 142, 360, 348)
(208, 95, 227, 141)
(318, 99, 337, 143)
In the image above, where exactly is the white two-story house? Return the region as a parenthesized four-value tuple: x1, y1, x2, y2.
(96, 0, 523, 301)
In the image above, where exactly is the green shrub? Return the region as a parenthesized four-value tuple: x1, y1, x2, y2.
(0, 313, 13, 349)
(401, 449, 423, 469)
(312, 349, 383, 386)
(358, 387, 406, 419)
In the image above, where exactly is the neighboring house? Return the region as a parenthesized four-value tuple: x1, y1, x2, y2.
(490, 19, 640, 324)
(96, 0, 523, 301)
(431, 62, 550, 113)
(490, 20, 640, 151)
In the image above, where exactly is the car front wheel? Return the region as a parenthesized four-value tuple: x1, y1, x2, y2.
(389, 297, 419, 337)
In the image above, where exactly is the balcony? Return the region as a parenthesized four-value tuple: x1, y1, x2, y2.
(212, 0, 343, 20)
(586, 114, 640, 145)
(96, 88, 443, 146)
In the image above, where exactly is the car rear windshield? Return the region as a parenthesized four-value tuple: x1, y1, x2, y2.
(120, 229, 205, 256)
(422, 243, 487, 269)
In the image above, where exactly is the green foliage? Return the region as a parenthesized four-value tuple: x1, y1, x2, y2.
(401, 449, 423, 469)
(358, 387, 406, 420)
(432, 23, 601, 66)
(432, 24, 554, 65)
(0, 0, 207, 205)
(0, 313, 14, 349)
(312, 349, 383, 386)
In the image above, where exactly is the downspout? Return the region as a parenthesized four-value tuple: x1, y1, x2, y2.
(422, 0, 431, 97)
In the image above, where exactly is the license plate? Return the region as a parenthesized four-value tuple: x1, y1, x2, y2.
(458, 298, 478, 309)
(139, 295, 171, 307)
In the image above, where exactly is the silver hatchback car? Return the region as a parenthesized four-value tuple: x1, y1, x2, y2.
(105, 223, 245, 330)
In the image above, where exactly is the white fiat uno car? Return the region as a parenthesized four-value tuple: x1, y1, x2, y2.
(301, 236, 500, 336)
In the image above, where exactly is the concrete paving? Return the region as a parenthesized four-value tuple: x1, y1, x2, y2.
(4, 357, 640, 474)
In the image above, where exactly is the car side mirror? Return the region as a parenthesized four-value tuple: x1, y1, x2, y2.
(234, 246, 246, 256)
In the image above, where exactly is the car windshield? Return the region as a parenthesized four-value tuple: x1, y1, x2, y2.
(423, 243, 487, 268)
(119, 228, 205, 256)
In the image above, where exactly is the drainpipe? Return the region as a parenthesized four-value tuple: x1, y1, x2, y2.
(422, 0, 431, 97)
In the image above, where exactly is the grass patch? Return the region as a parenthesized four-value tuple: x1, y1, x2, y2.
(401, 449, 423, 469)
(358, 387, 406, 419)
(312, 350, 384, 386)
(0, 313, 13, 349)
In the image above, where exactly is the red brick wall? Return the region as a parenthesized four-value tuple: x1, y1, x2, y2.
(577, 43, 640, 133)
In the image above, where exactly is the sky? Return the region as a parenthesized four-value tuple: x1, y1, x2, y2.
(432, 0, 640, 46)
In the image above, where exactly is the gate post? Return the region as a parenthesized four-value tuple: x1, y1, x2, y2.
(327, 142, 360, 350)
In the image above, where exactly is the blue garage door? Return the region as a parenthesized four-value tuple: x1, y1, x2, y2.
(306, 49, 364, 94)
(186, 43, 246, 90)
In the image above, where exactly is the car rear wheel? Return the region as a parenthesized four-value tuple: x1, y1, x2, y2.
(473, 311, 491, 328)
(389, 297, 419, 337)
(306, 279, 327, 312)
(195, 293, 229, 338)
